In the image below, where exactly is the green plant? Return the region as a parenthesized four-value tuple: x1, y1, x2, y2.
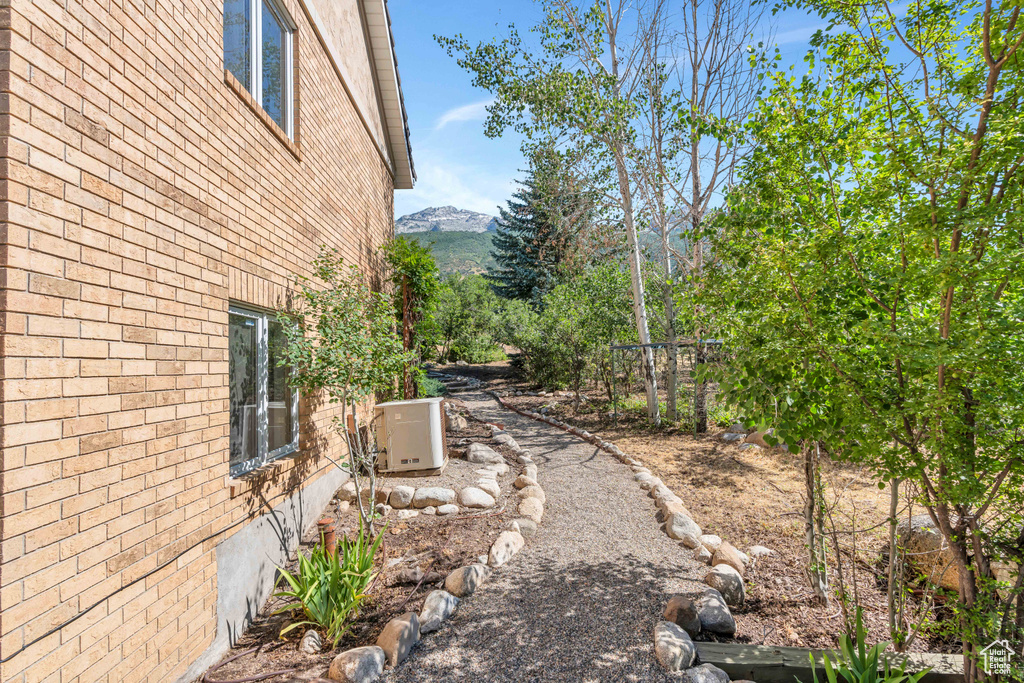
(274, 523, 386, 647)
(382, 237, 441, 399)
(277, 247, 410, 533)
(810, 610, 930, 683)
(415, 371, 447, 398)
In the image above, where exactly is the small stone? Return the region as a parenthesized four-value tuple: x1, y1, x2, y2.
(517, 455, 533, 465)
(328, 646, 385, 683)
(413, 487, 456, 508)
(739, 443, 762, 452)
(488, 530, 525, 567)
(448, 414, 468, 431)
(727, 422, 746, 434)
(389, 486, 415, 509)
(419, 589, 459, 634)
(748, 545, 774, 559)
(444, 564, 491, 598)
(694, 545, 712, 564)
(666, 512, 703, 548)
(704, 564, 745, 607)
(395, 509, 419, 520)
(696, 588, 736, 636)
(493, 433, 516, 446)
(475, 478, 500, 497)
(458, 487, 495, 508)
(663, 594, 701, 637)
(684, 663, 731, 683)
(512, 518, 538, 538)
(475, 469, 498, 479)
(466, 443, 504, 464)
(436, 504, 459, 515)
(635, 472, 659, 490)
(700, 535, 723, 552)
(517, 485, 546, 504)
(396, 566, 423, 584)
(421, 506, 436, 516)
(653, 621, 697, 672)
(375, 612, 419, 667)
(338, 481, 358, 502)
(518, 497, 544, 523)
(712, 541, 746, 576)
(375, 503, 391, 516)
(524, 464, 538, 480)
(483, 462, 510, 476)
(514, 474, 538, 489)
(722, 432, 745, 442)
(299, 629, 322, 654)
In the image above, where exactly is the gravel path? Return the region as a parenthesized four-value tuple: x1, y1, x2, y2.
(382, 391, 706, 682)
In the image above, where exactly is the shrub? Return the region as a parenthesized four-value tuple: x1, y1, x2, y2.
(811, 610, 929, 683)
(274, 523, 385, 647)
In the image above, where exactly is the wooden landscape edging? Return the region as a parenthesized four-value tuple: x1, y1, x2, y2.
(694, 642, 964, 683)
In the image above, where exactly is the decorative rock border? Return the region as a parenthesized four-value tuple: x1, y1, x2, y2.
(489, 390, 777, 676)
(326, 401, 548, 683)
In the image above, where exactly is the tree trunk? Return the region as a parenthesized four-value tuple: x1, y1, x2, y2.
(662, 226, 678, 422)
(805, 442, 829, 603)
(613, 147, 660, 425)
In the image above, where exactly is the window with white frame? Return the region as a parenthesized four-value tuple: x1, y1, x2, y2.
(223, 0, 296, 137)
(228, 305, 299, 475)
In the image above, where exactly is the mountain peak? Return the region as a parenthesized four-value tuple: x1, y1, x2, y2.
(396, 206, 497, 234)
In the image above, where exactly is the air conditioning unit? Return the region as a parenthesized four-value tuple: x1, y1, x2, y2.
(374, 397, 448, 473)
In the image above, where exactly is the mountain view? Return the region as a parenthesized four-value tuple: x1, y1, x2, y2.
(398, 206, 498, 274)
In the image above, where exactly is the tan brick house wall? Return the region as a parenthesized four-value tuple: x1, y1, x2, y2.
(0, 0, 412, 681)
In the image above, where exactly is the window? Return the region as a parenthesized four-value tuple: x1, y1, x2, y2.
(223, 0, 295, 137)
(229, 305, 298, 475)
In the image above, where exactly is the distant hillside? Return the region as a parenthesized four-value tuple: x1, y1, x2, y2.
(405, 231, 496, 275)
(396, 205, 497, 234)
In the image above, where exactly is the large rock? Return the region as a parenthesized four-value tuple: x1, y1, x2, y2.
(475, 478, 500, 498)
(694, 545, 712, 564)
(483, 462, 510, 476)
(448, 414, 468, 431)
(419, 590, 459, 634)
(896, 514, 959, 591)
(488, 530, 525, 567)
(436, 504, 459, 515)
(666, 512, 703, 548)
(444, 564, 491, 597)
(659, 497, 690, 518)
(518, 485, 546, 504)
(745, 429, 773, 448)
(300, 629, 322, 654)
(466, 443, 504, 464)
(650, 483, 674, 501)
(653, 621, 697, 672)
(389, 486, 415, 510)
(328, 646, 386, 683)
(705, 564, 745, 607)
(704, 565, 745, 606)
(722, 432, 745, 443)
(700, 535, 723, 553)
(712, 541, 746, 577)
(519, 497, 544, 523)
(375, 612, 419, 667)
(684, 663, 731, 683)
(514, 474, 538, 489)
(695, 589, 735, 636)
(524, 464, 538, 480)
(663, 594, 701, 637)
(413, 487, 455, 508)
(338, 481, 371, 502)
(637, 474, 662, 491)
(458, 487, 495, 508)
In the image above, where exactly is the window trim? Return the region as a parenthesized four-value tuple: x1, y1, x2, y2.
(229, 304, 299, 477)
(226, 0, 297, 140)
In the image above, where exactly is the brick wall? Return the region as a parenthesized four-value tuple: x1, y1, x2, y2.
(0, 0, 397, 680)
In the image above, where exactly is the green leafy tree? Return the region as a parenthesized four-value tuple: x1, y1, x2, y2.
(706, 1, 1024, 678)
(277, 248, 409, 533)
(489, 145, 599, 305)
(382, 237, 440, 398)
(433, 274, 504, 363)
(438, 0, 670, 424)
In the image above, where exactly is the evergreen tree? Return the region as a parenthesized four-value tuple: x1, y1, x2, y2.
(488, 149, 594, 305)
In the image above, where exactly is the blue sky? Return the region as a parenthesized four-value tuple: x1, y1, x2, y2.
(388, 0, 827, 219)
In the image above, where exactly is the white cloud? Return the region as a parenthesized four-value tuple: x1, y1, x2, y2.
(434, 98, 494, 131)
(394, 155, 514, 218)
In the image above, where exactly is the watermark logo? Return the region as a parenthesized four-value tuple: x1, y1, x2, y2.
(980, 639, 1014, 675)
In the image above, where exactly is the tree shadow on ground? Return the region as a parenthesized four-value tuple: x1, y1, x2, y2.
(383, 554, 712, 683)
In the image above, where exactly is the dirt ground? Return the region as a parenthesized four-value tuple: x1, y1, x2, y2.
(202, 402, 522, 682)
(483, 361, 955, 656)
